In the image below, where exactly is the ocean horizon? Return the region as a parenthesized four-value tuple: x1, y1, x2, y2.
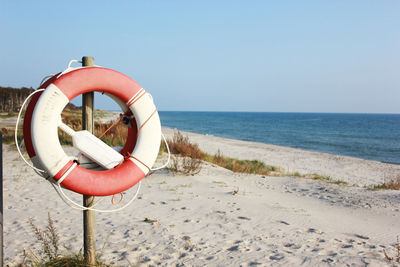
(156, 111, 400, 165)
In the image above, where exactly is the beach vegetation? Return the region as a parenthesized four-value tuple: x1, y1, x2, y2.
(169, 154, 203, 175)
(372, 175, 400, 190)
(19, 213, 111, 267)
(163, 131, 281, 176)
(166, 131, 201, 158)
(305, 174, 348, 185)
(203, 149, 279, 176)
(165, 131, 203, 175)
(293, 171, 301, 177)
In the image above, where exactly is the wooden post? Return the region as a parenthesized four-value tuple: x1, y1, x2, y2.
(82, 56, 96, 266)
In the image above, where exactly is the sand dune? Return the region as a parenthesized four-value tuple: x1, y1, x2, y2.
(2, 128, 400, 266)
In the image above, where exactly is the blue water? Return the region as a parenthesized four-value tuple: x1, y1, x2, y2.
(159, 111, 400, 164)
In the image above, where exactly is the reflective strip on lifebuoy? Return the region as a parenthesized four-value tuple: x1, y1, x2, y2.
(30, 67, 161, 196)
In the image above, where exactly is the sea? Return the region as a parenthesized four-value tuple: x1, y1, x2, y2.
(158, 111, 400, 165)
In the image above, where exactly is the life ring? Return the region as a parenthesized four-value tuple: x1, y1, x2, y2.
(30, 67, 161, 196)
(23, 74, 138, 176)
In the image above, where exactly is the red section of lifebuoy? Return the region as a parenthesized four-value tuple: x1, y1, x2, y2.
(55, 159, 143, 196)
(53, 67, 142, 102)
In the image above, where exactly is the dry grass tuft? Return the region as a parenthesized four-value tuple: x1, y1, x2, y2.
(305, 174, 348, 185)
(169, 155, 203, 175)
(374, 176, 400, 190)
(167, 131, 202, 159)
(20, 213, 111, 267)
(203, 149, 279, 176)
(166, 131, 203, 175)
(28, 213, 60, 262)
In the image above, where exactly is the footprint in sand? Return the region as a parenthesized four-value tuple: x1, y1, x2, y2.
(354, 234, 370, 240)
(341, 244, 353, 249)
(269, 253, 284, 261)
(283, 243, 301, 250)
(227, 245, 240, 252)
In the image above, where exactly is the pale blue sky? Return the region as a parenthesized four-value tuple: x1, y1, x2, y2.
(1, 1, 399, 113)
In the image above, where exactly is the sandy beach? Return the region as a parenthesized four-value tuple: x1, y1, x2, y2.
(3, 127, 400, 266)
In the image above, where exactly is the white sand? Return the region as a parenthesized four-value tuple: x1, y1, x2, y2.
(3, 128, 400, 266)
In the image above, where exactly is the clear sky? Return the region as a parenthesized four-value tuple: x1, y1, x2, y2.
(1, 1, 399, 113)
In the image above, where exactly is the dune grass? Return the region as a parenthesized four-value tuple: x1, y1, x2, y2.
(21, 213, 111, 267)
(305, 174, 349, 185)
(371, 176, 400, 190)
(163, 131, 280, 176)
(202, 149, 280, 176)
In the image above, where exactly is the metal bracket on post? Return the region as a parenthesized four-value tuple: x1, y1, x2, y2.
(82, 56, 96, 266)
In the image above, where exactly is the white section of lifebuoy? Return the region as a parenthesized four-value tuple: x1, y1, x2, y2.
(31, 84, 70, 176)
(128, 93, 161, 173)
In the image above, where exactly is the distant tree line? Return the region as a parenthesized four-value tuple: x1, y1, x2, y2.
(0, 86, 78, 113)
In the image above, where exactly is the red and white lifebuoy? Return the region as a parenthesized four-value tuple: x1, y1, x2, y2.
(30, 67, 161, 196)
(23, 74, 138, 177)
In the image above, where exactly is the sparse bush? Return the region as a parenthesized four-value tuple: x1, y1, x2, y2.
(167, 131, 203, 158)
(168, 153, 202, 175)
(166, 132, 203, 175)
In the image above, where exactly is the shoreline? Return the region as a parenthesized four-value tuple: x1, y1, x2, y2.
(162, 126, 400, 166)
(162, 127, 400, 187)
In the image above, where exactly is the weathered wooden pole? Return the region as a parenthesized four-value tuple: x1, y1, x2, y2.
(82, 56, 96, 266)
